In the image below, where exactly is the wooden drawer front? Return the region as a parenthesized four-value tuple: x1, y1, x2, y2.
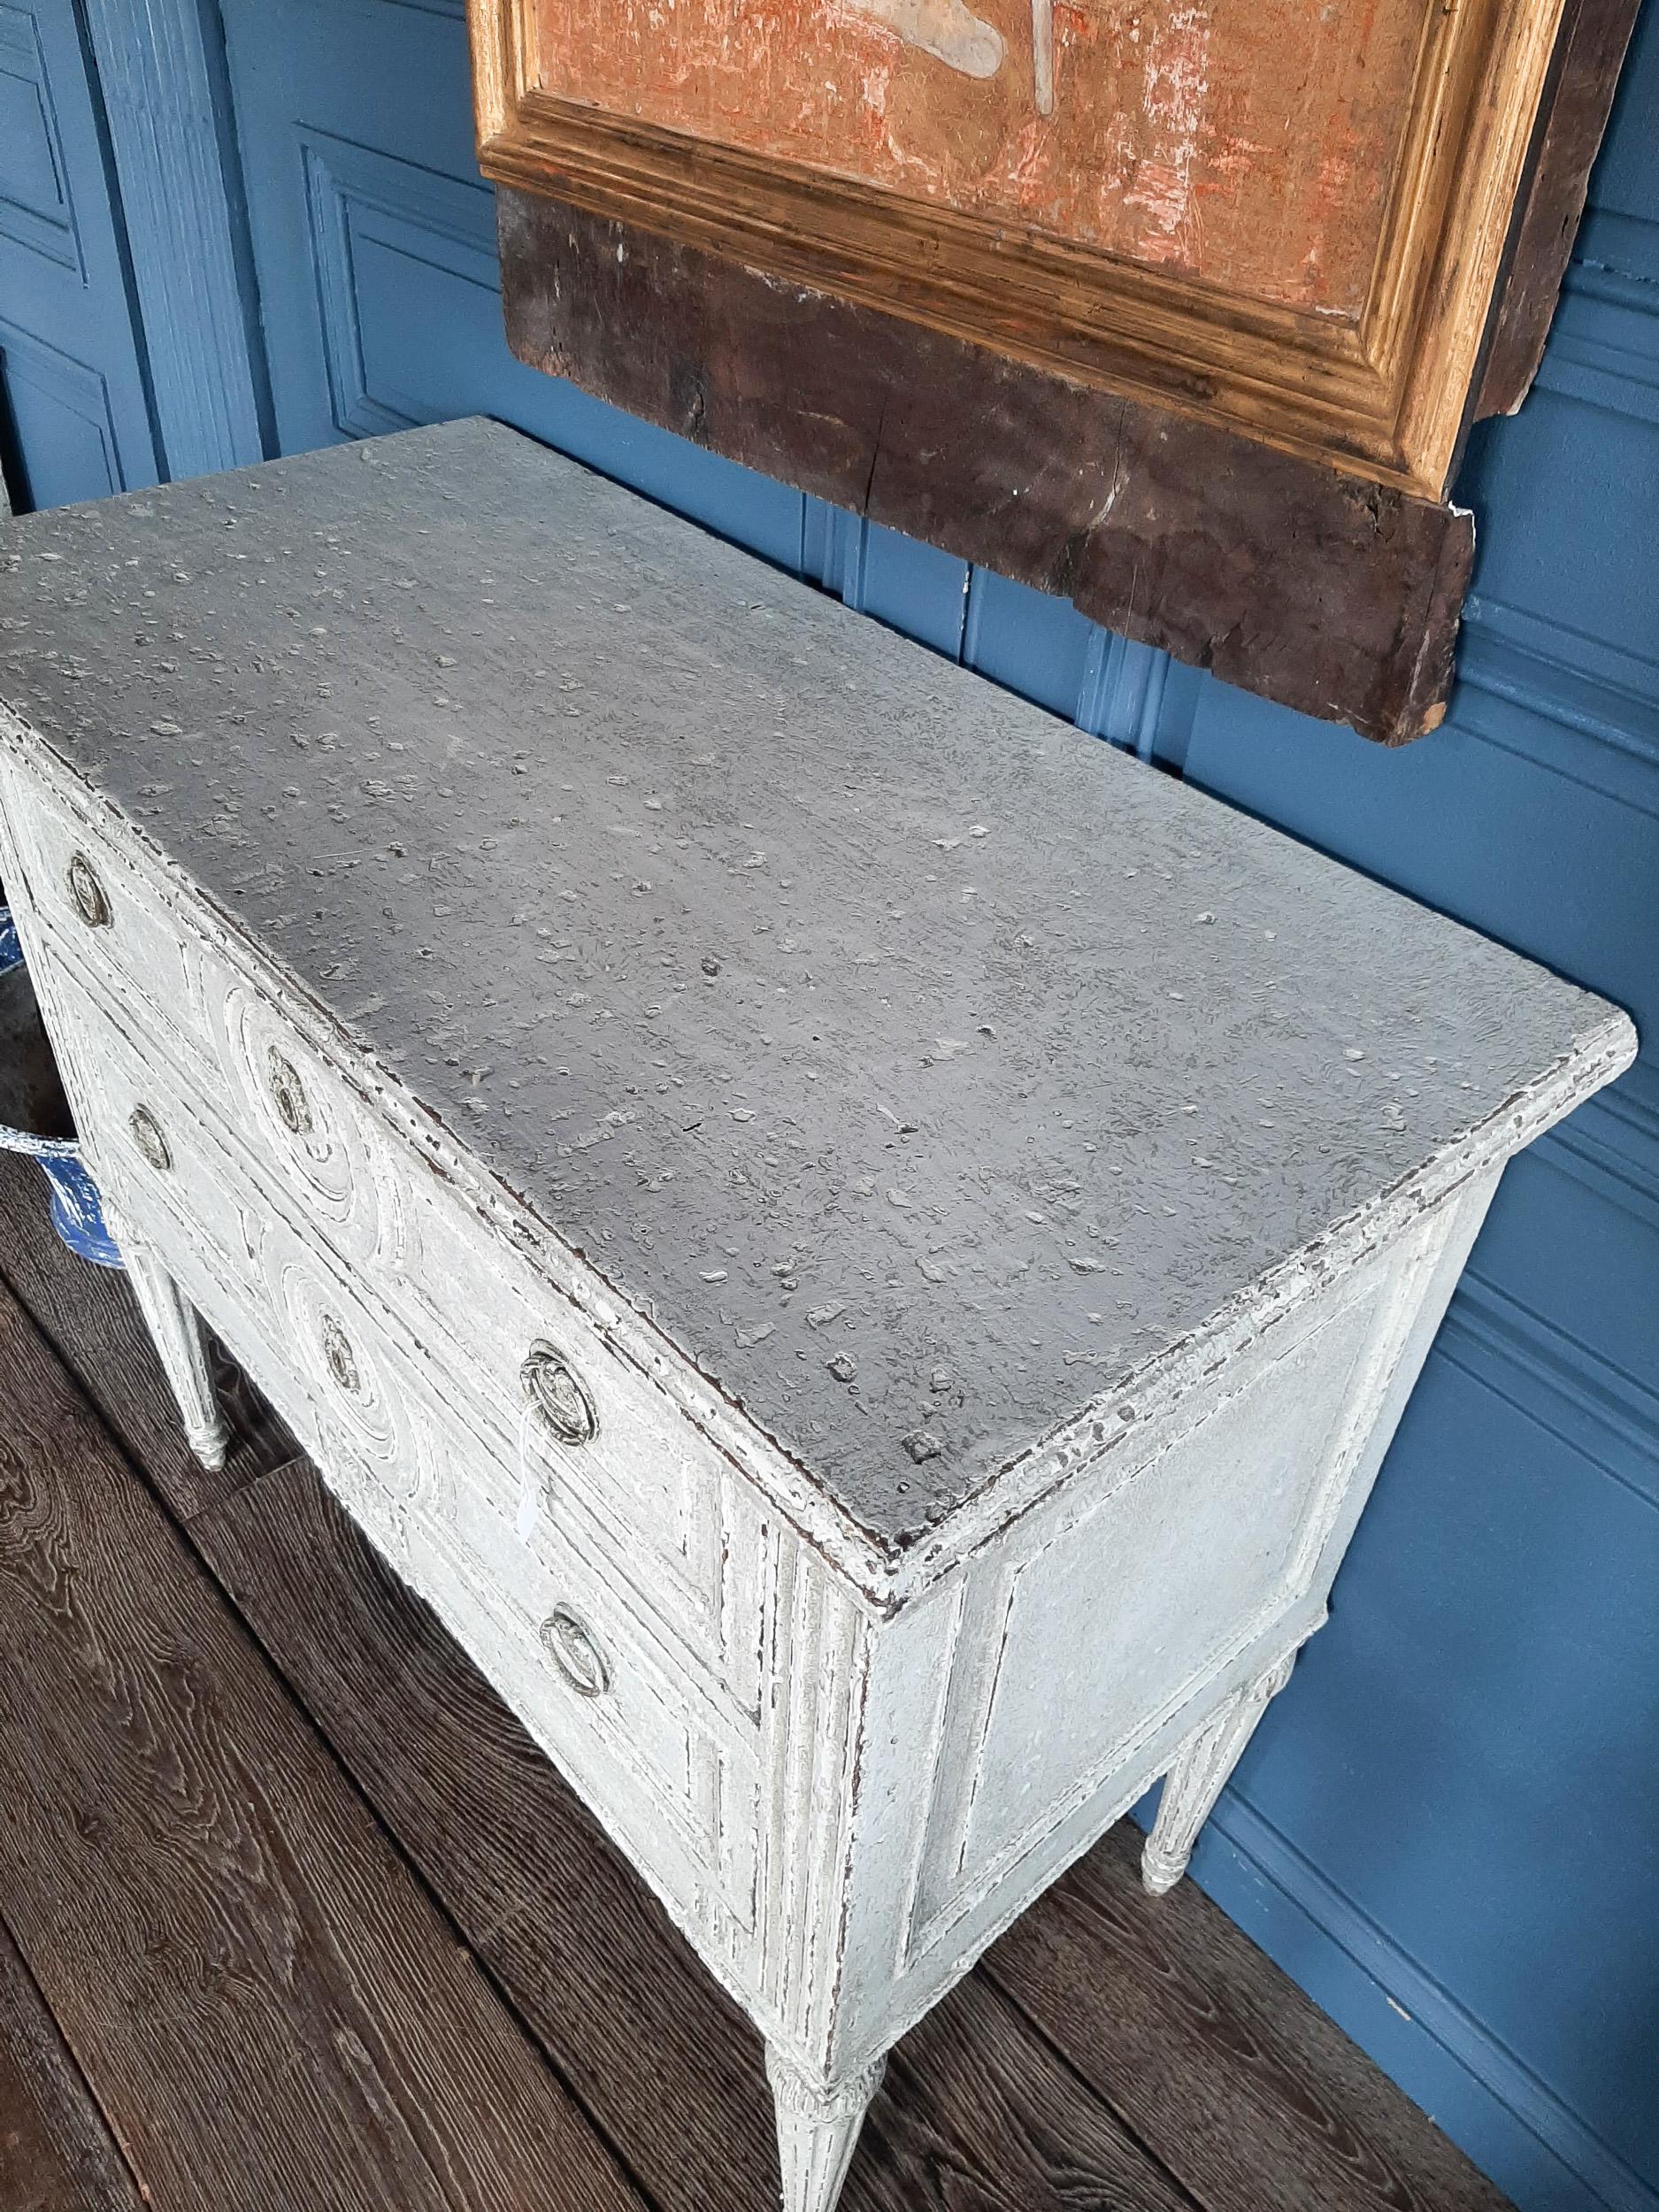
(396, 1185, 764, 1726)
(0, 767, 227, 1095)
(405, 1502, 763, 1942)
(42, 922, 766, 1763)
(205, 964, 416, 1278)
(188, 941, 763, 1720)
(57, 979, 451, 1534)
(6, 779, 764, 1722)
(66, 976, 270, 1322)
(4, 766, 404, 1282)
(257, 1227, 765, 1945)
(282, 1279, 766, 1941)
(63, 969, 764, 1945)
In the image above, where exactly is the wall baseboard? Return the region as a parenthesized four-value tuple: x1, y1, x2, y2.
(1165, 1793, 1657, 2212)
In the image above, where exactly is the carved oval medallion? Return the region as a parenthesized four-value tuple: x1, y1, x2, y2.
(521, 1340, 599, 1445)
(319, 1310, 361, 1397)
(539, 1603, 611, 1698)
(222, 983, 407, 1271)
(127, 1105, 172, 1172)
(266, 1046, 312, 1136)
(65, 852, 111, 930)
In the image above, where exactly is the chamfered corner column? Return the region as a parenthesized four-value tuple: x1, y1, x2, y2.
(107, 1204, 229, 1471)
(1141, 1648, 1297, 1895)
(765, 2046, 886, 2212)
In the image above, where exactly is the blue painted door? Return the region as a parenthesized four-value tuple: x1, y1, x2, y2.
(0, 0, 157, 509)
(187, 4, 1659, 2207)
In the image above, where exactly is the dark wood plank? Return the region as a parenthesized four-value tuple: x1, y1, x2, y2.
(193, 1455, 781, 2212)
(984, 1824, 1512, 2212)
(0, 1149, 296, 1520)
(1475, 0, 1645, 419)
(193, 1457, 1198, 2212)
(0, 1279, 644, 2212)
(499, 188, 1474, 747)
(0, 1916, 144, 2212)
(869, 1973, 1195, 2212)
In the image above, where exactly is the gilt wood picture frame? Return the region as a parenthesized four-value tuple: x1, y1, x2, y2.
(469, 0, 1640, 741)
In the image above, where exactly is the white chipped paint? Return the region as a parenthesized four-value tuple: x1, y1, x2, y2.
(1125, 2, 1213, 256)
(838, 0, 1004, 80)
(1030, 0, 1055, 115)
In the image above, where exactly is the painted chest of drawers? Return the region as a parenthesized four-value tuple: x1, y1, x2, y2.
(0, 419, 1634, 2212)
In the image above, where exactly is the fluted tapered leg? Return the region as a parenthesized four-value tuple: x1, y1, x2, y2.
(766, 2047, 885, 2212)
(1142, 1651, 1296, 1895)
(111, 1210, 229, 1471)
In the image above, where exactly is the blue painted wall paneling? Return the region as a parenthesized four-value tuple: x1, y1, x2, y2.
(1153, 13, 1659, 2202)
(0, 0, 159, 509)
(40, 0, 1659, 2202)
(77, 0, 272, 474)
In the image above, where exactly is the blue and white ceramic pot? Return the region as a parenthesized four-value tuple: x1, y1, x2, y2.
(0, 904, 123, 1267)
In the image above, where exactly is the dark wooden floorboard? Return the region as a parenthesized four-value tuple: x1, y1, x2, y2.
(193, 1455, 785, 2212)
(872, 1975, 1196, 2212)
(0, 1153, 296, 1522)
(0, 1161, 1516, 2212)
(0, 1278, 643, 2212)
(984, 1827, 1511, 2212)
(193, 1457, 1197, 2212)
(0, 1916, 144, 2212)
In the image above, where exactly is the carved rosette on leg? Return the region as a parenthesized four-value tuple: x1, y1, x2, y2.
(1141, 1649, 1296, 1896)
(765, 2046, 886, 2212)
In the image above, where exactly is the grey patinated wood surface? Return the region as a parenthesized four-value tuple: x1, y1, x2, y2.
(0, 419, 1629, 1559)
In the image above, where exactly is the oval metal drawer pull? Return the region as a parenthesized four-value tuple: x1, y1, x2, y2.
(128, 1105, 172, 1172)
(65, 852, 111, 930)
(319, 1311, 360, 1396)
(266, 1046, 312, 1136)
(521, 1340, 598, 1445)
(539, 1603, 611, 1698)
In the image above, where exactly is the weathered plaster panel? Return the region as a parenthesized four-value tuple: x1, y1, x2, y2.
(532, 0, 1429, 312)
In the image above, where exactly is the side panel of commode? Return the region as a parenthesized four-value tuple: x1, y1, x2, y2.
(818, 1172, 1499, 2080)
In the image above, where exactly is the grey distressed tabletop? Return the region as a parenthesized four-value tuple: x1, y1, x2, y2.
(0, 419, 1634, 1555)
